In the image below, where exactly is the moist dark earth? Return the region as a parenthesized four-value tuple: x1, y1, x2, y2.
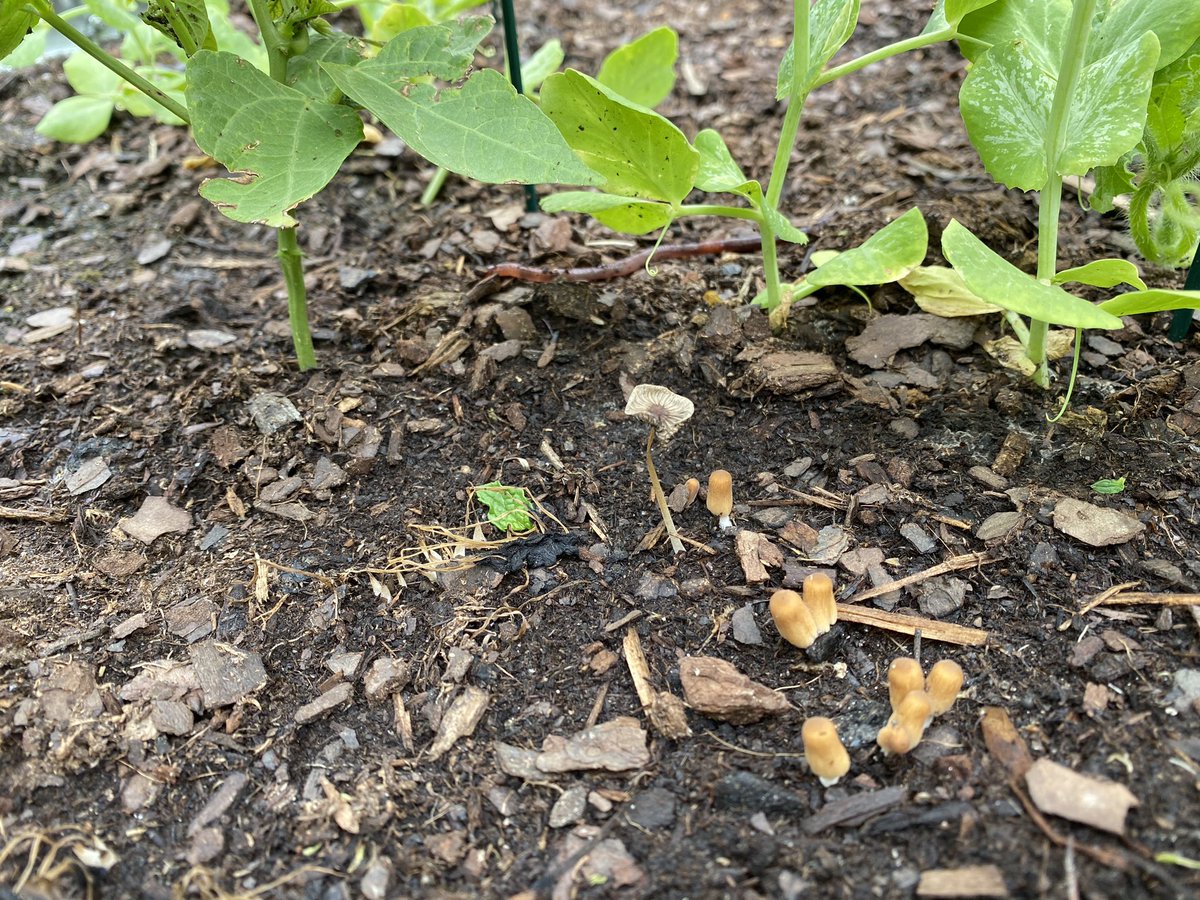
(3, 1, 1200, 898)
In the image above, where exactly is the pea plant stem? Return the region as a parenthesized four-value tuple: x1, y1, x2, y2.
(1029, 0, 1097, 388)
(246, 0, 318, 370)
(25, 0, 190, 124)
(278, 227, 316, 371)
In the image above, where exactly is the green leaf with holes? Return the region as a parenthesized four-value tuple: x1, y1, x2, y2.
(187, 50, 363, 226)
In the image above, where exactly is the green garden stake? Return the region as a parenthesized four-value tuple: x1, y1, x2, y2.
(1168, 251, 1198, 341)
(496, 0, 539, 212)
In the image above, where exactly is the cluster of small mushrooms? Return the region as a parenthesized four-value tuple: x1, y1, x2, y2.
(622, 384, 966, 787)
(799, 656, 964, 785)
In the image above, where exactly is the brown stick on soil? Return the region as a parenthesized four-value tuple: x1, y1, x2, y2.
(844, 551, 993, 605)
(480, 236, 765, 283)
(1079, 590, 1200, 615)
(835, 604, 989, 646)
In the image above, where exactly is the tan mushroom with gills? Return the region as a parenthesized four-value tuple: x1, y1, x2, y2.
(802, 717, 850, 786)
(706, 469, 734, 529)
(624, 384, 695, 554)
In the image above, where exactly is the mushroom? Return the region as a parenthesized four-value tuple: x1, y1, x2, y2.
(886, 657, 924, 712)
(624, 384, 695, 554)
(684, 477, 701, 508)
(706, 469, 734, 529)
(802, 717, 850, 786)
(802, 573, 837, 630)
(769, 589, 820, 648)
(926, 660, 964, 716)
(877, 690, 934, 755)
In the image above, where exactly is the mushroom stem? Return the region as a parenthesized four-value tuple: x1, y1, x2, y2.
(645, 428, 685, 554)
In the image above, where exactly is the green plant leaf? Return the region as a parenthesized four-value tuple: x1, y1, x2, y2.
(777, 0, 861, 98)
(596, 26, 678, 109)
(806, 207, 926, 289)
(288, 32, 368, 99)
(1090, 0, 1200, 70)
(336, 18, 486, 81)
(693, 128, 748, 193)
(474, 482, 534, 533)
(922, 0, 1000, 35)
(521, 39, 564, 92)
(1058, 31, 1159, 177)
(0, 0, 37, 60)
(540, 69, 696, 200)
(942, 220, 1122, 329)
(1090, 476, 1126, 494)
(36, 95, 116, 143)
(958, 38, 1057, 190)
(956, 0, 1071, 67)
(899, 265, 1003, 316)
(63, 50, 122, 97)
(1097, 288, 1200, 317)
(540, 191, 673, 234)
(326, 64, 600, 186)
(187, 50, 364, 226)
(1052, 259, 1147, 291)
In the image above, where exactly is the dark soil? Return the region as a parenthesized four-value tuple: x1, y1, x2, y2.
(3, 2, 1200, 898)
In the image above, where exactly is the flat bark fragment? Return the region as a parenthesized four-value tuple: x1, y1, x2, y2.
(678, 656, 790, 724)
(802, 785, 908, 834)
(731, 349, 839, 396)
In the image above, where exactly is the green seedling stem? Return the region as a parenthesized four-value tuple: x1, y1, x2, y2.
(24, 0, 191, 124)
(245, 0, 317, 371)
(1029, 0, 1098, 388)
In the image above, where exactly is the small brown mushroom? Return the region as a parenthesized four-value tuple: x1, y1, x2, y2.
(802, 716, 850, 786)
(876, 722, 912, 756)
(769, 589, 819, 648)
(706, 469, 733, 529)
(802, 573, 837, 630)
(684, 477, 701, 508)
(926, 660, 964, 716)
(887, 657, 924, 712)
(624, 384, 695, 554)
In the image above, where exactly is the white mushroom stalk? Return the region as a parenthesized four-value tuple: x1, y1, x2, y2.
(624, 384, 694, 554)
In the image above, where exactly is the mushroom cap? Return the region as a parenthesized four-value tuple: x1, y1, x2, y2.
(706, 469, 733, 517)
(624, 384, 694, 444)
(876, 722, 914, 756)
(802, 716, 850, 785)
(888, 689, 933, 746)
(887, 657, 925, 712)
(802, 573, 837, 629)
(770, 589, 819, 648)
(926, 659, 964, 716)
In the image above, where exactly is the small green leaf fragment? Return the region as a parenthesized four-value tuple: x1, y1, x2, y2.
(1090, 477, 1126, 494)
(475, 482, 534, 533)
(777, 0, 861, 98)
(521, 39, 564, 92)
(1155, 852, 1200, 871)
